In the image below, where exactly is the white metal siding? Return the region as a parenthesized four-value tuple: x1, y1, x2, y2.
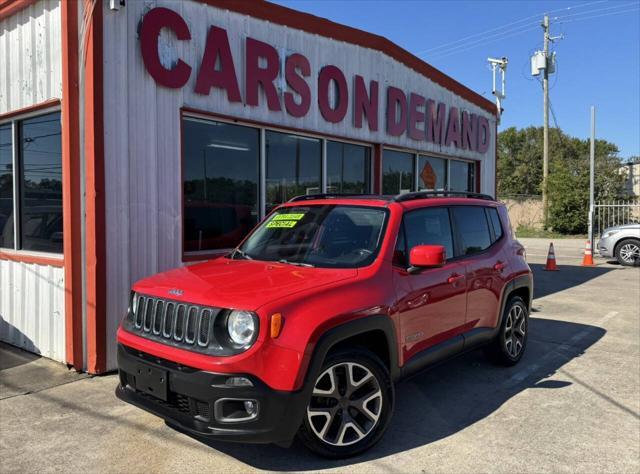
(0, 0, 62, 114)
(102, 0, 497, 369)
(0, 1, 64, 362)
(0, 260, 65, 362)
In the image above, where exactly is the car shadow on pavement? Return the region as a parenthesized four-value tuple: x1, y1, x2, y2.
(530, 263, 617, 299)
(178, 317, 606, 471)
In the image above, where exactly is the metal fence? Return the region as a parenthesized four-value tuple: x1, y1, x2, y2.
(594, 199, 640, 238)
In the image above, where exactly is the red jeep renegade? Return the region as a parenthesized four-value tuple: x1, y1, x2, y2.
(116, 192, 533, 458)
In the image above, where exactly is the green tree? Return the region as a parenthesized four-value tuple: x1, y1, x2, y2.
(497, 126, 625, 233)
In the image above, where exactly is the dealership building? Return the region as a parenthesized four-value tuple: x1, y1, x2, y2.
(0, 0, 498, 372)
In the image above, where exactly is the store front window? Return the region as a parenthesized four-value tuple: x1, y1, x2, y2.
(0, 124, 13, 249)
(182, 117, 259, 254)
(449, 159, 476, 192)
(326, 141, 371, 194)
(266, 131, 321, 211)
(382, 150, 414, 195)
(0, 111, 63, 253)
(418, 156, 447, 191)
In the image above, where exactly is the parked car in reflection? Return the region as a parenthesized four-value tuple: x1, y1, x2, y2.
(184, 202, 255, 253)
(20, 205, 64, 253)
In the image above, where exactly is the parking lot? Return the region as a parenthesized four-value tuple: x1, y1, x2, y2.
(1, 238, 638, 473)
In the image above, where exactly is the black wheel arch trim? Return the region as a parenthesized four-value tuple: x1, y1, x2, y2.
(301, 315, 400, 390)
(498, 274, 533, 326)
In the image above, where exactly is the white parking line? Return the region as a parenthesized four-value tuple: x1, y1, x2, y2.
(501, 311, 619, 388)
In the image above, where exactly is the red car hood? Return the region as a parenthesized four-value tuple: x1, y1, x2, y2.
(133, 257, 358, 311)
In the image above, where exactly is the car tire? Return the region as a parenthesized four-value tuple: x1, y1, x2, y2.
(297, 348, 394, 459)
(614, 238, 640, 267)
(484, 295, 529, 366)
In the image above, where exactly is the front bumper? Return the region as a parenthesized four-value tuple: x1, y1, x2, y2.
(597, 237, 614, 258)
(115, 343, 308, 444)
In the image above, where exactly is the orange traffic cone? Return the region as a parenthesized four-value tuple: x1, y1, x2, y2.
(582, 240, 595, 266)
(544, 242, 559, 271)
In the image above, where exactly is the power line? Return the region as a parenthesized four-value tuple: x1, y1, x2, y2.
(428, 24, 539, 60)
(556, 6, 640, 24)
(554, 1, 639, 21)
(415, 0, 607, 57)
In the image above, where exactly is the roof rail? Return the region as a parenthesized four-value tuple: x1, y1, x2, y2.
(392, 191, 495, 203)
(288, 193, 391, 202)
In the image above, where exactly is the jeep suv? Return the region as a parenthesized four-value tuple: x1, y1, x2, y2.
(116, 192, 533, 458)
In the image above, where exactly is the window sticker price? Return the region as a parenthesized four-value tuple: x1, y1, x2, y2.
(272, 213, 305, 221)
(266, 212, 306, 229)
(266, 220, 298, 228)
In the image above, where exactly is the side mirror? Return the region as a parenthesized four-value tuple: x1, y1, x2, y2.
(408, 245, 446, 272)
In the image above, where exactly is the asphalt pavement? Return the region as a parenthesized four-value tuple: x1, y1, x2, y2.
(1, 238, 638, 473)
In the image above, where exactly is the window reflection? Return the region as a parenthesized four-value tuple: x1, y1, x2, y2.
(0, 124, 13, 249)
(450, 160, 475, 192)
(20, 112, 63, 253)
(182, 118, 259, 253)
(266, 131, 321, 211)
(418, 156, 447, 191)
(382, 150, 414, 194)
(326, 141, 371, 194)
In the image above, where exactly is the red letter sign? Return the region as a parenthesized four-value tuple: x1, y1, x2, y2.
(354, 75, 378, 131)
(445, 107, 461, 148)
(318, 66, 349, 123)
(477, 116, 491, 153)
(386, 87, 407, 136)
(246, 37, 281, 111)
(284, 53, 311, 118)
(426, 100, 446, 145)
(140, 7, 192, 88)
(408, 93, 426, 141)
(195, 26, 241, 101)
(461, 111, 477, 151)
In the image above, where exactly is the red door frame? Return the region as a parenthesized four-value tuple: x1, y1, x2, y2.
(61, 0, 83, 370)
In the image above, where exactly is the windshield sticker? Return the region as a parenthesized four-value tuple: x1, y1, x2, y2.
(272, 213, 305, 221)
(266, 220, 298, 229)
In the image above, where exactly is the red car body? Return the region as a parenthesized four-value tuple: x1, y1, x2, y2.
(116, 194, 532, 447)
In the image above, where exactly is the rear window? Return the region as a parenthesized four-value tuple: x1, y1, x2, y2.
(487, 207, 504, 242)
(451, 206, 492, 256)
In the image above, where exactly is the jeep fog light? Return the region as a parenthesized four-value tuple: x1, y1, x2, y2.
(244, 400, 257, 415)
(227, 310, 256, 346)
(225, 376, 253, 387)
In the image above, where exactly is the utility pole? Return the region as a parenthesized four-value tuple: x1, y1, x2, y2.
(542, 14, 550, 229)
(588, 106, 596, 248)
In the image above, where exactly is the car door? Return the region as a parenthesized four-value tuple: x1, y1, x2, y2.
(450, 205, 505, 330)
(392, 207, 467, 363)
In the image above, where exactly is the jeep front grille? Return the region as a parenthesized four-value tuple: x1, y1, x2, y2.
(124, 294, 225, 354)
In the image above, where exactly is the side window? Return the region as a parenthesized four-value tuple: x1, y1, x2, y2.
(487, 207, 503, 242)
(393, 222, 407, 267)
(451, 206, 492, 255)
(403, 207, 454, 260)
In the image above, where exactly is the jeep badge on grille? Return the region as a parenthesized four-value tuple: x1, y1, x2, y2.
(168, 288, 183, 297)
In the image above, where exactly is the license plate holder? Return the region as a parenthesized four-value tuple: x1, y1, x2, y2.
(134, 364, 168, 401)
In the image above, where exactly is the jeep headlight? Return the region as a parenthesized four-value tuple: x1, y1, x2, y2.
(602, 230, 619, 239)
(131, 292, 139, 315)
(227, 310, 257, 346)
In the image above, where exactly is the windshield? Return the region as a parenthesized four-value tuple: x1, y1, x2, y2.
(233, 205, 388, 268)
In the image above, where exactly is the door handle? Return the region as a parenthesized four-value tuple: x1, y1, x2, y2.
(493, 261, 505, 272)
(448, 273, 465, 284)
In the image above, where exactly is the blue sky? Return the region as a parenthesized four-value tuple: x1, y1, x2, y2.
(273, 0, 640, 159)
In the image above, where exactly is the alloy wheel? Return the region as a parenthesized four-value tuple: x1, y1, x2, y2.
(619, 243, 640, 264)
(306, 362, 383, 446)
(504, 304, 526, 358)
